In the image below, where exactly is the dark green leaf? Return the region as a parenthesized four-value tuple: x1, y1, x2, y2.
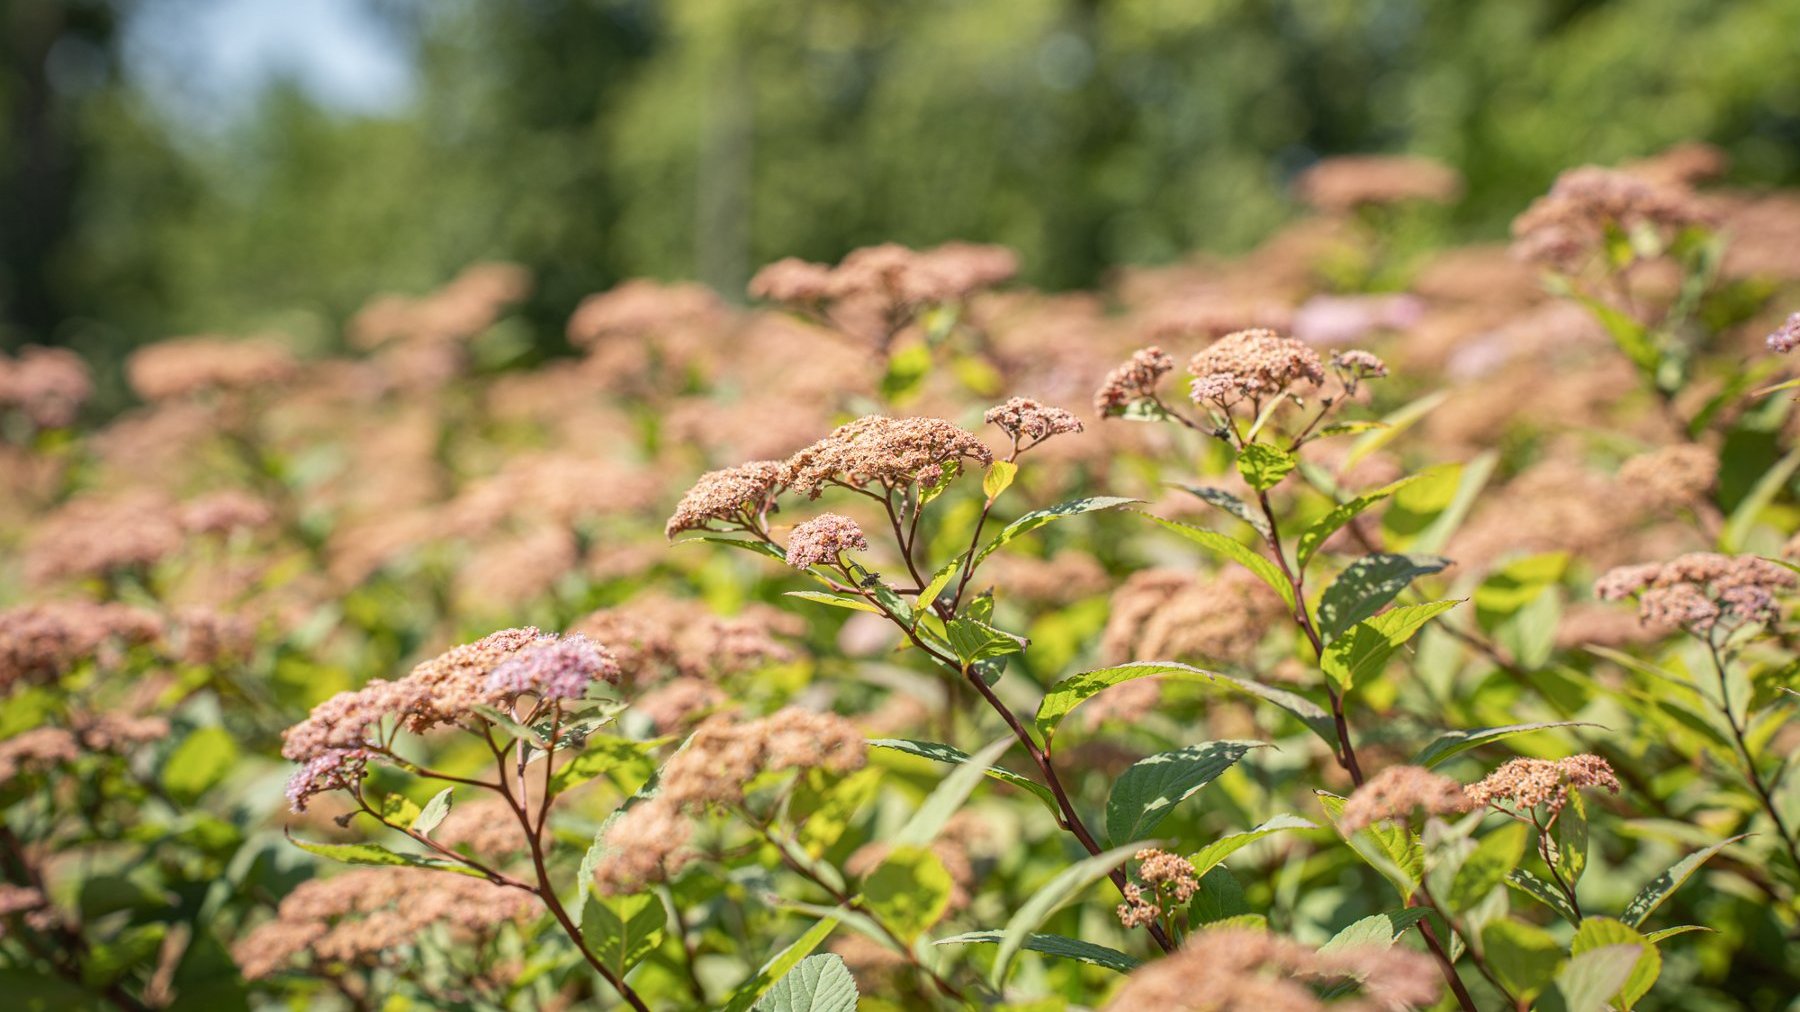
(1237, 442, 1297, 491)
(972, 496, 1139, 566)
(755, 953, 859, 1012)
(936, 931, 1139, 973)
(1104, 741, 1261, 845)
(1316, 553, 1451, 641)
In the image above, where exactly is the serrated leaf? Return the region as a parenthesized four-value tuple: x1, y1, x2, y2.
(945, 615, 1028, 664)
(755, 953, 858, 1012)
(892, 738, 1012, 849)
(1033, 661, 1215, 744)
(936, 931, 1139, 973)
(1620, 835, 1747, 928)
(683, 533, 789, 563)
(1138, 513, 1296, 611)
(1447, 822, 1528, 914)
(1482, 918, 1563, 1001)
(1317, 908, 1431, 953)
(581, 893, 665, 977)
(1320, 599, 1460, 693)
(548, 734, 663, 796)
(1237, 442, 1297, 491)
(1556, 790, 1590, 887)
(860, 845, 953, 943)
(287, 836, 481, 876)
(972, 496, 1139, 566)
(983, 460, 1019, 501)
(413, 788, 453, 836)
(1508, 868, 1580, 925)
(785, 591, 882, 614)
(1175, 484, 1270, 538)
(1104, 741, 1261, 845)
(917, 558, 959, 609)
(1571, 918, 1659, 1008)
(1186, 814, 1315, 877)
(1317, 554, 1451, 641)
(1544, 943, 1647, 1012)
(1413, 721, 1599, 769)
(1644, 925, 1710, 943)
(869, 738, 1059, 816)
(1318, 791, 1423, 899)
(721, 918, 840, 1012)
(989, 842, 1148, 989)
(1297, 474, 1423, 567)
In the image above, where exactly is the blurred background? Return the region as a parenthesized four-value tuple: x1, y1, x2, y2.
(4, 0, 1799, 378)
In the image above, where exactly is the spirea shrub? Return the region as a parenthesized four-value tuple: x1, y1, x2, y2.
(4, 144, 1800, 1010)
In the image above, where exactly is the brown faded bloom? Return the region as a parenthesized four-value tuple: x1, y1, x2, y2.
(1102, 568, 1286, 667)
(781, 415, 993, 498)
(127, 336, 300, 401)
(786, 513, 869, 570)
(1103, 925, 1441, 1011)
(984, 396, 1083, 447)
(572, 597, 798, 686)
(232, 867, 534, 980)
(1338, 766, 1469, 833)
(1766, 312, 1800, 355)
(24, 490, 184, 585)
(1464, 755, 1621, 816)
(1094, 346, 1175, 416)
(1294, 154, 1463, 213)
(566, 279, 725, 348)
(591, 799, 697, 895)
(0, 728, 80, 784)
(434, 796, 530, 860)
(1595, 553, 1795, 632)
(0, 346, 91, 428)
(659, 708, 866, 809)
(1115, 882, 1161, 929)
(1511, 166, 1711, 272)
(1618, 444, 1717, 513)
(1, 602, 164, 692)
(665, 460, 786, 538)
(1187, 329, 1325, 408)
(177, 490, 276, 536)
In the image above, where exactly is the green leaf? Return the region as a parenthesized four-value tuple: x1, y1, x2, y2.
(1138, 513, 1296, 611)
(1569, 290, 1659, 373)
(1474, 552, 1570, 625)
(287, 836, 481, 876)
(1396, 454, 1498, 555)
(918, 458, 963, 505)
(470, 704, 547, 748)
(1555, 790, 1590, 887)
(684, 533, 789, 563)
(1571, 918, 1659, 1008)
(721, 918, 840, 1012)
(1543, 943, 1648, 1012)
(1104, 741, 1261, 845)
(936, 931, 1139, 973)
(82, 923, 165, 988)
(1482, 919, 1563, 1001)
(1175, 484, 1270, 538)
(989, 842, 1148, 989)
(860, 845, 953, 943)
(1237, 442, 1297, 491)
(785, 590, 882, 614)
(1320, 599, 1460, 693)
(1033, 661, 1215, 744)
(1317, 909, 1430, 953)
(1296, 475, 1422, 567)
(983, 460, 1019, 501)
(858, 574, 915, 628)
(1317, 792, 1423, 899)
(1508, 868, 1580, 925)
(1185, 814, 1315, 877)
(1209, 670, 1337, 744)
(1190, 865, 1250, 923)
(945, 615, 1028, 664)
(1413, 721, 1599, 769)
(972, 496, 1139, 566)
(1316, 554, 1451, 641)
(162, 726, 238, 802)
(790, 767, 881, 857)
(1620, 835, 1747, 928)
(917, 558, 960, 609)
(1644, 925, 1711, 943)
(548, 734, 663, 796)
(1722, 447, 1800, 552)
(755, 953, 858, 1012)
(892, 738, 1012, 849)
(1345, 389, 1447, 470)
(1446, 822, 1528, 914)
(581, 893, 666, 977)
(413, 788, 453, 836)
(869, 738, 1058, 816)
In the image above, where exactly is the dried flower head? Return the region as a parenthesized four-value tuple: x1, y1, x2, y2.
(177, 490, 277, 536)
(0, 346, 91, 428)
(782, 416, 993, 498)
(786, 513, 870, 570)
(591, 798, 697, 895)
(127, 336, 300, 401)
(1339, 766, 1469, 833)
(572, 597, 798, 686)
(1104, 924, 1442, 1011)
(1595, 553, 1794, 632)
(1464, 755, 1621, 816)
(1102, 568, 1286, 666)
(984, 397, 1084, 446)
(665, 460, 786, 538)
(1, 602, 164, 692)
(1187, 329, 1326, 409)
(566, 279, 724, 348)
(1511, 166, 1711, 272)
(1618, 444, 1717, 513)
(659, 708, 866, 809)
(1295, 154, 1463, 213)
(0, 728, 80, 784)
(485, 633, 620, 701)
(1094, 346, 1175, 416)
(1766, 312, 1800, 355)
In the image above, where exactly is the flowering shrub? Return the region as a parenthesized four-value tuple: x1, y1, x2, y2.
(4, 145, 1800, 1009)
